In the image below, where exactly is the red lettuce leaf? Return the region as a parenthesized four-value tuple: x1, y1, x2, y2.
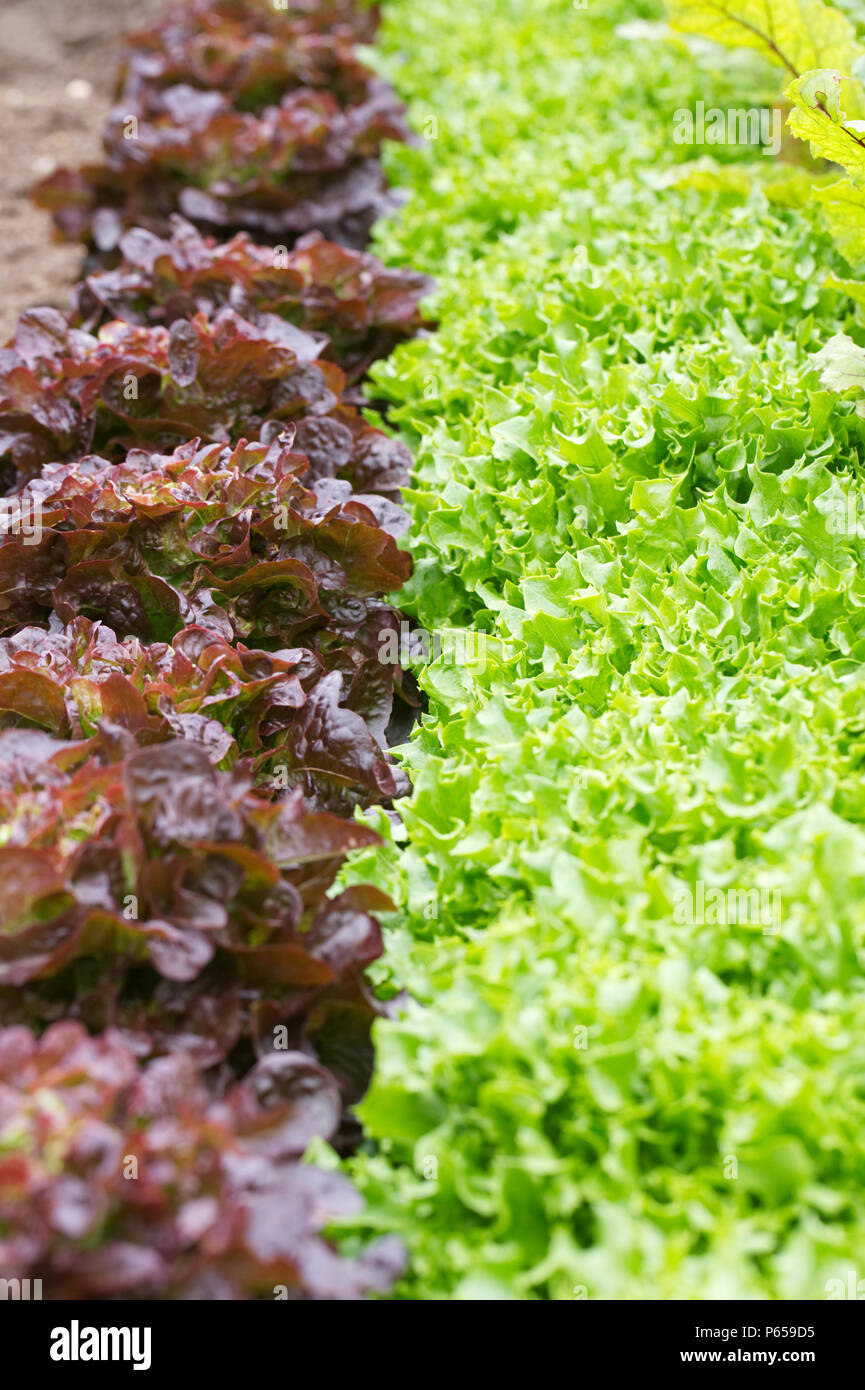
(0, 309, 412, 495)
(0, 1021, 406, 1298)
(73, 218, 433, 386)
(34, 0, 407, 253)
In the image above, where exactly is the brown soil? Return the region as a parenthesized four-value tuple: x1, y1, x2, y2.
(0, 0, 162, 341)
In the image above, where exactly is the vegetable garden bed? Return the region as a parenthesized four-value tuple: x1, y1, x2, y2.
(2, 0, 865, 1307)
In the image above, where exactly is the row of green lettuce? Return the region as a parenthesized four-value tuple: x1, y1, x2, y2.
(328, 0, 865, 1298)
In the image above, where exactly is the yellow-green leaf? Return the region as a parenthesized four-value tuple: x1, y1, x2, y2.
(668, 0, 863, 78)
(785, 70, 865, 184)
(825, 273, 865, 307)
(814, 177, 865, 262)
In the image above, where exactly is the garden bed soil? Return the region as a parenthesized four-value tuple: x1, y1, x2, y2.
(0, 0, 161, 341)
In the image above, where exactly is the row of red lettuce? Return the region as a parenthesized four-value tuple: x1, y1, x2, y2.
(0, 0, 429, 1300)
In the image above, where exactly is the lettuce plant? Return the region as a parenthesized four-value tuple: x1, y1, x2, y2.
(0, 1021, 405, 1298)
(334, 0, 865, 1301)
(0, 433, 414, 809)
(0, 307, 413, 495)
(0, 615, 410, 775)
(34, 0, 407, 250)
(73, 218, 433, 385)
(0, 729, 394, 1102)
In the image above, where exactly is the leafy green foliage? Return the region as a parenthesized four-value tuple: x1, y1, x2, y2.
(337, 0, 865, 1299)
(667, 1, 865, 431)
